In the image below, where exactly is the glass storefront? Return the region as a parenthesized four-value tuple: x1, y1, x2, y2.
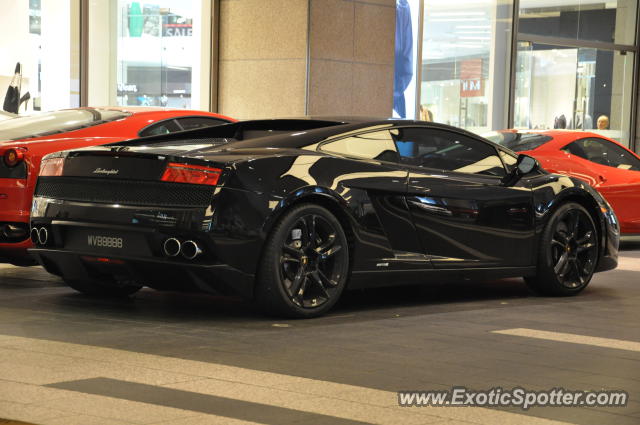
(0, 0, 80, 113)
(519, 0, 637, 45)
(0, 0, 210, 114)
(418, 0, 513, 134)
(396, 0, 639, 150)
(88, 0, 211, 110)
(516, 0, 638, 147)
(514, 44, 635, 144)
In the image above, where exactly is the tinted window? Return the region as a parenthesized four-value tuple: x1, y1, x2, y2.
(0, 109, 130, 140)
(0, 161, 26, 179)
(177, 117, 229, 131)
(499, 150, 518, 172)
(138, 120, 181, 137)
(394, 128, 506, 176)
(484, 131, 553, 152)
(320, 130, 400, 162)
(565, 138, 640, 171)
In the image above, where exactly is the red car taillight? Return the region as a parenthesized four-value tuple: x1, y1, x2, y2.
(39, 157, 65, 176)
(161, 162, 222, 186)
(3, 148, 25, 167)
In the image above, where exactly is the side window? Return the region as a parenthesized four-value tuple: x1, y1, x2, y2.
(393, 127, 506, 177)
(565, 138, 640, 171)
(138, 120, 181, 137)
(320, 130, 400, 162)
(177, 117, 229, 131)
(499, 150, 518, 172)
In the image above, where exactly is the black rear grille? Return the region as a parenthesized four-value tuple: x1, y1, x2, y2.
(35, 177, 214, 208)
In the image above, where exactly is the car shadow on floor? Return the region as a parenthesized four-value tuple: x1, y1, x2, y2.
(19, 275, 620, 329)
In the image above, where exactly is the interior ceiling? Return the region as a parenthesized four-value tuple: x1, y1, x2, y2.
(422, 0, 616, 60)
(425, 0, 614, 11)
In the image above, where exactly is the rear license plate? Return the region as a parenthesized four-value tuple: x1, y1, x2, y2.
(64, 228, 151, 257)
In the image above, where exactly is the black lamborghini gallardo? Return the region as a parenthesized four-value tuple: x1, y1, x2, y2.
(29, 118, 619, 317)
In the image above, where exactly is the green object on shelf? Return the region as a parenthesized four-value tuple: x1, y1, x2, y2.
(129, 2, 143, 37)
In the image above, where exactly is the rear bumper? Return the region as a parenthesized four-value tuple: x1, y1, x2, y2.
(29, 248, 255, 298)
(0, 238, 33, 264)
(0, 183, 32, 262)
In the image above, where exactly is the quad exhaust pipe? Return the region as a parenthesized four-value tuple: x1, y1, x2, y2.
(1, 223, 28, 240)
(162, 238, 202, 260)
(30, 227, 39, 244)
(181, 240, 202, 260)
(38, 227, 48, 245)
(31, 227, 49, 245)
(163, 238, 181, 257)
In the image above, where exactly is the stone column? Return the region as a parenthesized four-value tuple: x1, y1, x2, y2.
(307, 0, 396, 116)
(217, 0, 396, 119)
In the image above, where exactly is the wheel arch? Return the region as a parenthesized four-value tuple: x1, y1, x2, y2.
(546, 190, 607, 258)
(261, 187, 358, 265)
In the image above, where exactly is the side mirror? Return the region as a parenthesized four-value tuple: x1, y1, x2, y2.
(517, 155, 538, 174)
(502, 154, 539, 186)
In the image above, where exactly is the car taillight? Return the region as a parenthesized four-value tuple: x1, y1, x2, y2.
(3, 148, 25, 167)
(39, 157, 65, 176)
(161, 162, 222, 186)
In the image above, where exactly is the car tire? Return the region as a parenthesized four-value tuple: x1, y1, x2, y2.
(256, 203, 350, 318)
(525, 202, 599, 296)
(64, 278, 142, 298)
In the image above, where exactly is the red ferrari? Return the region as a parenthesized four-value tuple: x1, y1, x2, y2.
(0, 107, 234, 264)
(486, 130, 640, 236)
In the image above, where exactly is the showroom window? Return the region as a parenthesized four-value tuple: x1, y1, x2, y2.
(0, 0, 80, 113)
(395, 0, 514, 133)
(515, 0, 638, 147)
(518, 0, 637, 45)
(396, 0, 640, 151)
(513, 44, 635, 145)
(87, 0, 212, 110)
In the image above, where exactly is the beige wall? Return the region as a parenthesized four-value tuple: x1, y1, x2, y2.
(307, 0, 395, 116)
(217, 0, 396, 120)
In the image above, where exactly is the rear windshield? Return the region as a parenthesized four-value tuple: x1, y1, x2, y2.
(483, 131, 553, 152)
(0, 109, 130, 141)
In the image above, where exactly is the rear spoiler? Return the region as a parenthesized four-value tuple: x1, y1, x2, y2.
(107, 119, 344, 147)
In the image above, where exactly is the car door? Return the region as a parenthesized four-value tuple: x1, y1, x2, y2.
(563, 137, 640, 233)
(318, 127, 427, 271)
(392, 127, 536, 268)
(563, 137, 640, 186)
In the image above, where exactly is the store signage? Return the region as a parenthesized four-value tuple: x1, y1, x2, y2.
(117, 83, 138, 94)
(460, 59, 484, 98)
(163, 24, 193, 37)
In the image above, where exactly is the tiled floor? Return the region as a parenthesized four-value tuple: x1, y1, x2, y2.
(0, 244, 638, 425)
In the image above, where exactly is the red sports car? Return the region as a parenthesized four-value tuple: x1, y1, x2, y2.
(486, 130, 640, 236)
(0, 107, 234, 264)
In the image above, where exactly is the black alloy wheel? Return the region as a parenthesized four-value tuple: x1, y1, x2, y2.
(526, 202, 599, 295)
(257, 204, 349, 318)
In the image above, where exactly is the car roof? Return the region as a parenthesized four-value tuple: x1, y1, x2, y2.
(80, 106, 218, 115)
(116, 117, 486, 149)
